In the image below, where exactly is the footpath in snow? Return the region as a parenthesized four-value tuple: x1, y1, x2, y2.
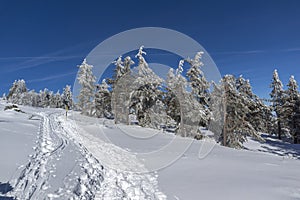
(0, 101, 166, 200)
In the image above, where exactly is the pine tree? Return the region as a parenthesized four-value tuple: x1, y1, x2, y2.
(51, 90, 63, 108)
(39, 88, 51, 108)
(130, 46, 163, 127)
(94, 79, 112, 118)
(236, 76, 271, 133)
(123, 56, 134, 74)
(222, 75, 262, 148)
(208, 81, 224, 140)
(284, 75, 299, 141)
(291, 96, 300, 143)
(7, 79, 28, 104)
(62, 85, 73, 110)
(186, 52, 209, 105)
(77, 59, 96, 115)
(270, 69, 285, 139)
(166, 60, 205, 138)
(108, 56, 134, 88)
(165, 68, 181, 128)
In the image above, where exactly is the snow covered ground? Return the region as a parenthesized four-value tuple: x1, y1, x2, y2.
(0, 100, 300, 199)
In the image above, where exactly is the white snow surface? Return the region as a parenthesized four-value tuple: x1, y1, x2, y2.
(0, 100, 300, 199)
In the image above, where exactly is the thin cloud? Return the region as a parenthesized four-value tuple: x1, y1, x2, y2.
(6, 40, 96, 72)
(212, 50, 266, 55)
(213, 47, 300, 55)
(8, 55, 80, 72)
(281, 48, 300, 52)
(27, 71, 76, 83)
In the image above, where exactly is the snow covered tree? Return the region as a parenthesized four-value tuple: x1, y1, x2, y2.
(7, 79, 28, 104)
(94, 79, 112, 118)
(123, 56, 134, 74)
(291, 96, 300, 143)
(129, 46, 163, 127)
(222, 75, 262, 148)
(283, 75, 300, 141)
(39, 88, 51, 108)
(165, 68, 181, 127)
(186, 51, 209, 105)
(108, 56, 134, 88)
(29, 90, 40, 107)
(62, 85, 73, 110)
(51, 90, 62, 108)
(166, 60, 205, 138)
(270, 69, 285, 139)
(236, 76, 271, 133)
(208, 81, 224, 140)
(77, 59, 96, 115)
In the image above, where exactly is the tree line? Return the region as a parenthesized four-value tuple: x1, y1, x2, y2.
(4, 46, 300, 148)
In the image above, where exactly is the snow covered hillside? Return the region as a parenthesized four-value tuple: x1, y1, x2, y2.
(0, 100, 300, 200)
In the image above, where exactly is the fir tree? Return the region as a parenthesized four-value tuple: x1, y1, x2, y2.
(270, 69, 285, 139)
(108, 56, 134, 88)
(165, 68, 181, 127)
(291, 96, 300, 143)
(94, 79, 112, 118)
(7, 79, 28, 104)
(222, 75, 262, 148)
(186, 52, 209, 105)
(166, 60, 205, 138)
(62, 85, 73, 110)
(236, 76, 271, 133)
(77, 59, 96, 115)
(130, 46, 163, 127)
(284, 75, 299, 141)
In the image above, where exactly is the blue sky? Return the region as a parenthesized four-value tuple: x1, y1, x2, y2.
(1, 0, 300, 99)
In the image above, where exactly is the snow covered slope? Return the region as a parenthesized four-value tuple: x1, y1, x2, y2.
(0, 100, 300, 200)
(0, 101, 165, 200)
(69, 111, 300, 200)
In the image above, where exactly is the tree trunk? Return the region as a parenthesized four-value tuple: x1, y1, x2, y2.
(222, 83, 229, 147)
(277, 119, 282, 140)
(223, 104, 227, 146)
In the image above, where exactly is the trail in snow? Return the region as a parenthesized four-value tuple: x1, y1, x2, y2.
(8, 110, 165, 200)
(11, 112, 63, 199)
(10, 111, 104, 200)
(58, 113, 166, 200)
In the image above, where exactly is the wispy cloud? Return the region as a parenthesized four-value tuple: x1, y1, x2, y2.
(281, 48, 300, 52)
(8, 55, 80, 72)
(213, 47, 300, 56)
(4, 40, 96, 72)
(27, 71, 77, 83)
(212, 50, 266, 55)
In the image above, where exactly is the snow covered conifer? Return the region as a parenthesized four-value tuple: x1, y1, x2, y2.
(165, 68, 181, 127)
(186, 52, 209, 105)
(222, 75, 262, 148)
(236, 76, 270, 133)
(50, 90, 62, 108)
(62, 85, 73, 110)
(7, 79, 28, 104)
(77, 59, 96, 115)
(166, 60, 206, 137)
(123, 56, 134, 74)
(283, 75, 299, 141)
(108, 56, 134, 88)
(39, 88, 51, 108)
(94, 79, 112, 118)
(270, 69, 285, 139)
(291, 96, 300, 143)
(130, 46, 163, 127)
